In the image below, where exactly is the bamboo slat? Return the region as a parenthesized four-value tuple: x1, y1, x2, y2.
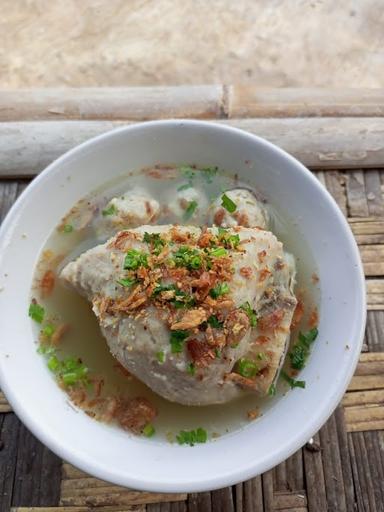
(0, 86, 224, 122)
(273, 491, 307, 510)
(1, 117, 384, 177)
(60, 463, 186, 507)
(346, 171, 369, 217)
(0, 391, 12, 412)
(11, 508, 145, 512)
(349, 217, 384, 245)
(324, 171, 347, 216)
(365, 170, 384, 216)
(1, 87, 384, 122)
(302, 433, 328, 511)
(59, 491, 187, 507)
(344, 352, 384, 432)
(227, 87, 384, 119)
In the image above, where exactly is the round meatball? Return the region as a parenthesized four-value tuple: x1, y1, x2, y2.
(103, 188, 160, 229)
(210, 188, 269, 229)
(168, 187, 209, 222)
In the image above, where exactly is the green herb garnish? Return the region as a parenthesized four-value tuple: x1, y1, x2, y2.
(152, 283, 195, 308)
(221, 193, 237, 213)
(183, 200, 198, 221)
(47, 355, 60, 372)
(179, 166, 196, 180)
(209, 282, 230, 298)
(176, 427, 207, 446)
(177, 182, 193, 192)
(143, 423, 156, 437)
(209, 247, 228, 258)
(237, 358, 258, 378)
(218, 228, 240, 249)
(170, 330, 190, 353)
(143, 232, 166, 255)
(124, 249, 148, 270)
(240, 301, 257, 327)
(214, 348, 221, 358)
(63, 224, 73, 233)
(288, 328, 318, 370)
(45, 352, 88, 387)
(29, 302, 45, 324)
(117, 277, 137, 288)
(102, 204, 117, 216)
(201, 166, 218, 183)
(281, 370, 306, 389)
(156, 351, 165, 364)
(187, 362, 196, 376)
(172, 246, 202, 271)
(42, 324, 55, 338)
(207, 315, 223, 328)
(268, 383, 276, 396)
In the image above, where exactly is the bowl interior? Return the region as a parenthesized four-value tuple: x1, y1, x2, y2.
(0, 120, 365, 492)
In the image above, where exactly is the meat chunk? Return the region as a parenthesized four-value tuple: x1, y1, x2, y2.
(168, 187, 209, 222)
(99, 188, 160, 236)
(61, 224, 296, 405)
(210, 188, 269, 229)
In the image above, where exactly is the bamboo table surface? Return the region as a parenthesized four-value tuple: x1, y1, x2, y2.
(0, 87, 383, 512)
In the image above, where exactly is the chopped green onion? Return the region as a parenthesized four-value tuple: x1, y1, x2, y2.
(102, 204, 117, 216)
(201, 166, 218, 183)
(172, 246, 202, 271)
(177, 182, 193, 192)
(183, 200, 198, 221)
(143, 423, 156, 437)
(156, 351, 165, 364)
(63, 224, 73, 233)
(29, 302, 45, 323)
(176, 427, 207, 446)
(47, 355, 60, 372)
(221, 193, 237, 213)
(281, 370, 306, 389)
(187, 362, 196, 376)
(189, 255, 202, 270)
(268, 383, 276, 396)
(209, 282, 230, 299)
(236, 358, 258, 378)
(37, 344, 55, 356)
(42, 324, 55, 338)
(217, 227, 240, 249)
(124, 249, 148, 270)
(179, 166, 196, 180)
(152, 283, 176, 296)
(117, 277, 137, 288)
(62, 372, 79, 386)
(152, 283, 195, 308)
(240, 301, 257, 327)
(209, 247, 228, 258)
(257, 352, 267, 361)
(207, 315, 223, 328)
(143, 232, 166, 255)
(288, 328, 318, 370)
(170, 330, 190, 353)
(214, 348, 221, 358)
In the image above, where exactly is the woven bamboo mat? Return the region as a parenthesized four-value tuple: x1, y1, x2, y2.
(0, 87, 383, 512)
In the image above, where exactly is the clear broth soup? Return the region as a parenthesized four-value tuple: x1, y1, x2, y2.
(30, 165, 319, 442)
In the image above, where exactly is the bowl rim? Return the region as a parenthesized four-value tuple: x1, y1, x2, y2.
(0, 119, 366, 492)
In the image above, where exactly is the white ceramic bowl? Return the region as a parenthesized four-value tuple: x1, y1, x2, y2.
(0, 120, 365, 492)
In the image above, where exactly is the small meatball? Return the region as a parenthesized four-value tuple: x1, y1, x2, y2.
(104, 188, 160, 229)
(210, 189, 269, 229)
(168, 187, 209, 221)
